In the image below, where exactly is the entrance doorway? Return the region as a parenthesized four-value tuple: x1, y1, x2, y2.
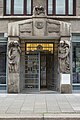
(40, 52, 54, 91)
(24, 43, 54, 92)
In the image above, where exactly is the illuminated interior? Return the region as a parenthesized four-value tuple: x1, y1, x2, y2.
(25, 43, 53, 53)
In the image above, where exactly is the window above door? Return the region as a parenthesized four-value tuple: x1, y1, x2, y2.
(47, 0, 76, 16)
(4, 0, 33, 16)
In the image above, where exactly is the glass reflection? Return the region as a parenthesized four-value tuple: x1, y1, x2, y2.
(6, 0, 11, 14)
(14, 0, 24, 14)
(56, 0, 65, 14)
(68, 0, 73, 14)
(27, 0, 31, 14)
(48, 0, 53, 14)
(0, 44, 7, 85)
(73, 45, 80, 83)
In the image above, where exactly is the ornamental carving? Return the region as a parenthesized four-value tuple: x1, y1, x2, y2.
(58, 40, 70, 73)
(35, 21, 44, 29)
(8, 41, 21, 73)
(33, 6, 45, 15)
(20, 22, 32, 36)
(47, 21, 60, 37)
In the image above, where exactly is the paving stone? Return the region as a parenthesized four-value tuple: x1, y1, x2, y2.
(60, 108, 74, 113)
(20, 110, 33, 114)
(6, 108, 20, 114)
(34, 109, 47, 113)
(73, 107, 80, 111)
(21, 107, 33, 111)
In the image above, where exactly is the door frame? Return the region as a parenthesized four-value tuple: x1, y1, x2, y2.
(25, 42, 54, 92)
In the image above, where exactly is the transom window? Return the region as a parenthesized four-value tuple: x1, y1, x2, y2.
(47, 0, 76, 15)
(4, 0, 33, 15)
(25, 43, 53, 54)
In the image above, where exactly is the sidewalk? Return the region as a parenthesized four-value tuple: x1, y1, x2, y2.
(0, 94, 80, 114)
(0, 94, 80, 119)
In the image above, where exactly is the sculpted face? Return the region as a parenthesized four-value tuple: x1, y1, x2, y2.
(60, 40, 65, 47)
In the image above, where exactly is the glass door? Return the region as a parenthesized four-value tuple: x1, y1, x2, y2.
(25, 51, 40, 92)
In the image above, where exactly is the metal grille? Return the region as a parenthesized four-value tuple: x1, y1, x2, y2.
(25, 52, 40, 91)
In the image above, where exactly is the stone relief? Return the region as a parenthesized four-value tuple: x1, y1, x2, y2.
(35, 21, 44, 29)
(48, 27, 59, 33)
(58, 40, 70, 73)
(8, 41, 21, 73)
(33, 6, 45, 15)
(47, 21, 60, 37)
(19, 22, 32, 36)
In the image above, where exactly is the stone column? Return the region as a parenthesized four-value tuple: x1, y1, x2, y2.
(59, 22, 72, 93)
(8, 37, 21, 93)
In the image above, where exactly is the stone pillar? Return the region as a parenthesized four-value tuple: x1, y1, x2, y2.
(59, 22, 72, 93)
(0, 0, 3, 16)
(8, 37, 21, 93)
(58, 37, 72, 93)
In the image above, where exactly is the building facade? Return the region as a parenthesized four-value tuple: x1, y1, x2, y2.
(0, 0, 79, 93)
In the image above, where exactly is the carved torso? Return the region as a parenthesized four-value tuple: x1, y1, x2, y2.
(8, 41, 21, 73)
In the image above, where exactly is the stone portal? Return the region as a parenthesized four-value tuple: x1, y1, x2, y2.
(7, 7, 71, 93)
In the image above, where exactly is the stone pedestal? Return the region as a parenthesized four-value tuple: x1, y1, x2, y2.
(61, 84, 72, 93)
(8, 73, 20, 93)
(60, 73, 72, 93)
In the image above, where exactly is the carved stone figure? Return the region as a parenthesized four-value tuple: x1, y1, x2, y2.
(33, 6, 45, 15)
(58, 40, 70, 73)
(8, 41, 21, 73)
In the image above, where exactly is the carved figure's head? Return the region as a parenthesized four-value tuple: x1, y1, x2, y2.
(13, 41, 20, 47)
(60, 40, 65, 47)
(34, 6, 45, 15)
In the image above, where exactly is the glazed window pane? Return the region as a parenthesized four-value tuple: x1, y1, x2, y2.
(27, 0, 31, 14)
(6, 0, 11, 14)
(14, 0, 24, 14)
(68, 0, 73, 14)
(48, 0, 53, 14)
(56, 0, 65, 14)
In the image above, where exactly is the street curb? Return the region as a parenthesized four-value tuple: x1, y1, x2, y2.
(0, 114, 80, 119)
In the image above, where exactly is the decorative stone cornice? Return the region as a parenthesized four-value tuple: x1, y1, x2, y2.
(0, 16, 80, 19)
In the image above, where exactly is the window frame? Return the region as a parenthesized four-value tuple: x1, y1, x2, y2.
(4, 0, 33, 16)
(47, 0, 76, 16)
